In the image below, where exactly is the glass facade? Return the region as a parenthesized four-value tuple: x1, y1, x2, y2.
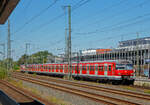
(119, 37, 150, 47)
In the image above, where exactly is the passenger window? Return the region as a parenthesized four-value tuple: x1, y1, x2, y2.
(109, 65, 111, 71)
(87, 64, 89, 71)
(113, 64, 115, 70)
(75, 66, 78, 70)
(95, 64, 98, 71)
(105, 66, 107, 71)
(60, 66, 63, 70)
(55, 65, 57, 70)
(80, 64, 82, 71)
(101, 66, 103, 71)
(57, 65, 60, 70)
(65, 65, 67, 70)
(74, 66, 76, 71)
(90, 66, 94, 71)
(52, 66, 53, 70)
(82, 66, 86, 71)
(49, 66, 51, 70)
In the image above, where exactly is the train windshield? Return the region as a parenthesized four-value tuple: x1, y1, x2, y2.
(126, 64, 133, 70)
(116, 64, 133, 70)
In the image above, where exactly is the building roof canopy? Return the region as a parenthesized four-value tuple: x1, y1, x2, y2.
(0, 0, 20, 24)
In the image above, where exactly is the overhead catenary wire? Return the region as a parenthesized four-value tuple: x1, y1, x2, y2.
(14, 0, 92, 58)
(13, 0, 59, 35)
(74, 0, 150, 34)
(90, 0, 150, 25)
(72, 0, 127, 25)
(28, 0, 92, 35)
(74, 12, 150, 36)
(72, 30, 150, 47)
(72, 0, 91, 11)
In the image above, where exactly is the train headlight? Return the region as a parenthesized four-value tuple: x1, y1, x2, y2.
(118, 73, 121, 75)
(131, 73, 134, 75)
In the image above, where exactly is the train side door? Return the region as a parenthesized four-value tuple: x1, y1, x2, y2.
(87, 64, 89, 75)
(82, 64, 86, 74)
(89, 64, 94, 75)
(108, 64, 112, 76)
(79, 64, 82, 75)
(95, 64, 98, 75)
(104, 63, 108, 76)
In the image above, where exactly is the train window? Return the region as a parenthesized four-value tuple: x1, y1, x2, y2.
(87, 64, 89, 71)
(116, 64, 125, 70)
(126, 64, 133, 70)
(82, 66, 86, 71)
(109, 65, 111, 71)
(65, 65, 67, 70)
(60, 66, 63, 70)
(98, 66, 103, 71)
(74, 66, 76, 71)
(95, 64, 98, 71)
(72, 66, 74, 70)
(113, 64, 115, 70)
(105, 66, 107, 71)
(54, 65, 57, 70)
(75, 66, 77, 70)
(46, 66, 47, 69)
(49, 65, 51, 70)
(47, 65, 50, 70)
(57, 65, 60, 70)
(45, 66, 47, 69)
(44, 66, 46, 69)
(51, 65, 53, 70)
(72, 66, 75, 71)
(90, 66, 94, 71)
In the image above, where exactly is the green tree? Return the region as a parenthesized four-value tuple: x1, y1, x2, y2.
(17, 50, 55, 66)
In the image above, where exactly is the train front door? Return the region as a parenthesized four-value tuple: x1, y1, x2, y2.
(104, 64, 108, 76)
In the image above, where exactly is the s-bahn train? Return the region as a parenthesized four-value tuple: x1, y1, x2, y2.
(20, 60, 135, 84)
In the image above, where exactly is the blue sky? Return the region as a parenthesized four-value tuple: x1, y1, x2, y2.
(0, 0, 150, 60)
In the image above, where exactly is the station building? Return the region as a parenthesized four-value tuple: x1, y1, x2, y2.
(71, 37, 150, 76)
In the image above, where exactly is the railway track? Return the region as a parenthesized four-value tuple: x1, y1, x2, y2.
(12, 73, 142, 105)
(0, 80, 55, 105)
(21, 73, 150, 100)
(13, 72, 150, 101)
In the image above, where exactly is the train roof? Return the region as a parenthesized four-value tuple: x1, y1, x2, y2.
(22, 60, 132, 66)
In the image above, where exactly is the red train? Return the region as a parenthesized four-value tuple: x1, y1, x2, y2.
(20, 60, 135, 84)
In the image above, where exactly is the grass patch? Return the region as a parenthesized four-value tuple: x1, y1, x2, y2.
(122, 86, 136, 91)
(33, 73, 37, 77)
(144, 90, 150, 94)
(142, 83, 150, 87)
(9, 79, 71, 105)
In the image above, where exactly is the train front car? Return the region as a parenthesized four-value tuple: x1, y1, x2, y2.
(115, 62, 135, 85)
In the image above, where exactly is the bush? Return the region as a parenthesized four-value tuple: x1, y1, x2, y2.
(0, 67, 8, 79)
